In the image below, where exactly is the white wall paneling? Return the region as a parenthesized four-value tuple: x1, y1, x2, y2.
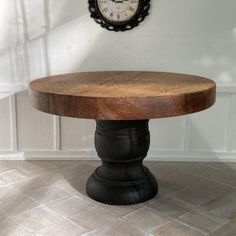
(23, 0, 46, 40)
(0, 0, 236, 161)
(0, 52, 14, 90)
(60, 117, 95, 151)
(150, 117, 185, 151)
(53, 116, 61, 151)
(229, 95, 236, 151)
(0, 90, 236, 162)
(49, 0, 88, 30)
(0, 0, 19, 51)
(1, 0, 236, 89)
(15, 90, 55, 150)
(189, 94, 231, 152)
(27, 39, 48, 80)
(9, 94, 17, 150)
(0, 95, 12, 150)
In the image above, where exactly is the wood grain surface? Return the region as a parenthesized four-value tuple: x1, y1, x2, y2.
(29, 71, 216, 120)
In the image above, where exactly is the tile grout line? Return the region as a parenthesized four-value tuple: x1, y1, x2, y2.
(1, 161, 235, 235)
(174, 219, 209, 235)
(122, 205, 174, 234)
(121, 205, 146, 219)
(211, 219, 236, 234)
(9, 216, 36, 235)
(174, 163, 236, 190)
(10, 204, 45, 234)
(23, 190, 73, 207)
(183, 169, 236, 190)
(11, 203, 88, 234)
(147, 218, 173, 234)
(0, 166, 64, 190)
(41, 203, 89, 232)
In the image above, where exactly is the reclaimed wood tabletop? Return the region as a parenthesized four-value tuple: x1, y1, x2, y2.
(29, 71, 216, 120)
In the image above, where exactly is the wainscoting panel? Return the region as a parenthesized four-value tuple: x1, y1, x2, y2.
(150, 117, 185, 151)
(230, 95, 236, 151)
(0, 95, 12, 150)
(60, 117, 95, 151)
(0, 0, 236, 161)
(16, 90, 55, 150)
(0, 90, 235, 161)
(189, 94, 230, 152)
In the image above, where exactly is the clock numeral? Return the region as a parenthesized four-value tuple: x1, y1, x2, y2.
(129, 6, 135, 12)
(102, 7, 108, 13)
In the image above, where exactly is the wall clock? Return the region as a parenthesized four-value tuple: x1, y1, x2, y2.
(88, 0, 150, 32)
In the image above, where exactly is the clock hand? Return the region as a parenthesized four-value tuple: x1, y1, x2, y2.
(110, 0, 129, 3)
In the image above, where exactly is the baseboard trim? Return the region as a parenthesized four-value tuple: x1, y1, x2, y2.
(148, 150, 236, 162)
(0, 150, 236, 162)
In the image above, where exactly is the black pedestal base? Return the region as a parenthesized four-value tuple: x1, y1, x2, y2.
(86, 120, 158, 205)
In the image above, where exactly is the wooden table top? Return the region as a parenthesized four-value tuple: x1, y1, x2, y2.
(29, 71, 216, 120)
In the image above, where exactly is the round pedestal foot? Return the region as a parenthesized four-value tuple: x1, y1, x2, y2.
(86, 166, 158, 205)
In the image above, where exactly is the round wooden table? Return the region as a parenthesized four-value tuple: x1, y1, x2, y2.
(29, 71, 216, 205)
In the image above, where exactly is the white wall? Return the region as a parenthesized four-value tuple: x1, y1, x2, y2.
(0, 0, 236, 161)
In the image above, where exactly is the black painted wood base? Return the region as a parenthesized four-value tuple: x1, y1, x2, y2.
(86, 120, 158, 205)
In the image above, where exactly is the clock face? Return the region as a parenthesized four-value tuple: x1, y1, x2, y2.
(97, 0, 140, 23)
(88, 0, 150, 31)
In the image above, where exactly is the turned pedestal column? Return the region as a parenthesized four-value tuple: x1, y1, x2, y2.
(86, 120, 157, 205)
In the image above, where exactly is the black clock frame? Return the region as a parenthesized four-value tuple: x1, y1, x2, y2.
(88, 0, 150, 32)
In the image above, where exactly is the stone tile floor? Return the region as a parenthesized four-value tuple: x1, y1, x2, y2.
(0, 160, 235, 235)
